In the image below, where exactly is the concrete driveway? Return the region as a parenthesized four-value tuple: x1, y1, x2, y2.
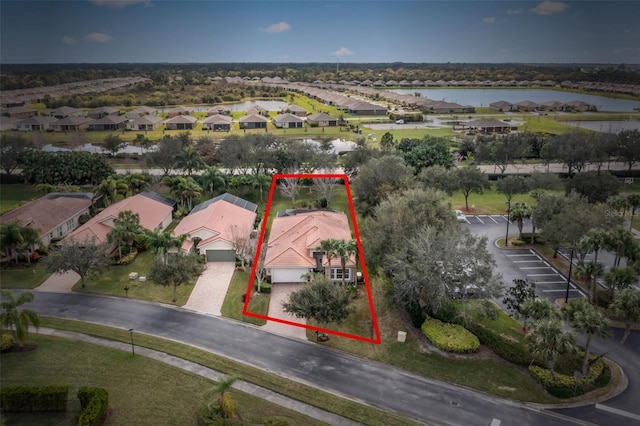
(262, 283, 308, 340)
(36, 271, 79, 293)
(183, 262, 235, 316)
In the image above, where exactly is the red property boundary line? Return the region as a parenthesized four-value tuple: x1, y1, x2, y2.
(242, 173, 381, 344)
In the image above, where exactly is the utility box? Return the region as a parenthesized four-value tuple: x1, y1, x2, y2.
(397, 331, 407, 343)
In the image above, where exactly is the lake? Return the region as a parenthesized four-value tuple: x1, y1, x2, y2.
(564, 120, 640, 133)
(389, 88, 640, 112)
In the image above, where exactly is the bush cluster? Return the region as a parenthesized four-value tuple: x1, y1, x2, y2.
(115, 249, 138, 266)
(1, 334, 15, 352)
(529, 360, 608, 398)
(464, 323, 533, 365)
(421, 317, 480, 354)
(77, 387, 109, 426)
(255, 283, 271, 294)
(0, 386, 69, 412)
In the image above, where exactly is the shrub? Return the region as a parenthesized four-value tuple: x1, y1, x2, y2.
(404, 300, 426, 328)
(115, 249, 137, 266)
(465, 322, 533, 365)
(1, 334, 15, 352)
(255, 283, 271, 294)
(421, 317, 480, 353)
(510, 239, 526, 246)
(77, 387, 109, 426)
(0, 386, 69, 412)
(529, 356, 608, 398)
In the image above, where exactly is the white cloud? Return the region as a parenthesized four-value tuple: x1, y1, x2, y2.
(332, 47, 353, 58)
(262, 22, 291, 34)
(90, 0, 151, 8)
(85, 32, 113, 43)
(482, 17, 496, 24)
(62, 36, 76, 45)
(530, 1, 569, 16)
(507, 8, 524, 15)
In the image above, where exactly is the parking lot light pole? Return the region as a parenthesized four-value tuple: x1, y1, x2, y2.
(564, 247, 575, 303)
(128, 328, 135, 356)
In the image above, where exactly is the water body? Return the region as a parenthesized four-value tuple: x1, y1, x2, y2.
(389, 88, 640, 112)
(159, 100, 288, 113)
(41, 143, 155, 154)
(564, 120, 640, 133)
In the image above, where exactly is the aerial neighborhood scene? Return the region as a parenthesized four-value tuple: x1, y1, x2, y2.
(2, 0, 640, 425)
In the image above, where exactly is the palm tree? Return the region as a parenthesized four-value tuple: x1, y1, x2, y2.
(206, 376, 238, 419)
(174, 145, 203, 176)
(333, 240, 354, 287)
(509, 202, 531, 241)
(575, 260, 605, 304)
(252, 173, 271, 202)
(19, 226, 41, 265)
(94, 176, 128, 207)
(200, 166, 226, 196)
(610, 288, 640, 343)
(605, 227, 636, 268)
(108, 211, 143, 261)
(577, 228, 608, 303)
(603, 266, 637, 300)
(1, 290, 40, 347)
(627, 194, 640, 231)
(317, 239, 338, 274)
(123, 173, 151, 196)
(525, 317, 576, 380)
(562, 300, 610, 375)
(519, 297, 557, 331)
(0, 222, 24, 265)
(146, 227, 188, 265)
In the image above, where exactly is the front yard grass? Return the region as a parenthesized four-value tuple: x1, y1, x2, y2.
(0, 333, 326, 426)
(0, 261, 50, 289)
(74, 250, 195, 306)
(221, 270, 269, 326)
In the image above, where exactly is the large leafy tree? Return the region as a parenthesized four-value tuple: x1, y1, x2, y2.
(1, 290, 40, 348)
(452, 166, 489, 211)
(43, 239, 110, 288)
(416, 165, 456, 195)
(474, 133, 529, 174)
(616, 129, 640, 171)
(102, 134, 126, 157)
(564, 171, 621, 204)
(21, 151, 113, 185)
(540, 131, 592, 176)
(396, 136, 454, 173)
(148, 253, 203, 302)
(0, 133, 33, 175)
(145, 136, 182, 176)
(610, 288, 640, 343)
(282, 274, 354, 329)
(562, 300, 610, 375)
(502, 278, 536, 317)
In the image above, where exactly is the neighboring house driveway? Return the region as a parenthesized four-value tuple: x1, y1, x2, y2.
(262, 283, 308, 340)
(183, 262, 235, 316)
(36, 271, 80, 292)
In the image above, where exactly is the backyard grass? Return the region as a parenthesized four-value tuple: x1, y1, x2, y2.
(0, 333, 326, 426)
(37, 317, 423, 426)
(0, 184, 40, 215)
(221, 270, 269, 326)
(74, 250, 195, 306)
(0, 261, 50, 289)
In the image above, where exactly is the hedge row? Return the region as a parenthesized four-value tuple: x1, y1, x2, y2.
(421, 317, 480, 354)
(77, 387, 109, 426)
(529, 359, 608, 398)
(464, 323, 533, 365)
(0, 386, 69, 412)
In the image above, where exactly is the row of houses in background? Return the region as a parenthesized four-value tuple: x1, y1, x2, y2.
(489, 99, 597, 112)
(1, 103, 340, 132)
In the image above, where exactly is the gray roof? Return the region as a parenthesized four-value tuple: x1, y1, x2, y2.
(90, 115, 128, 125)
(239, 114, 267, 123)
(203, 114, 232, 124)
(165, 115, 197, 124)
(191, 193, 257, 214)
(273, 113, 303, 123)
(140, 190, 176, 208)
(307, 112, 337, 121)
(53, 116, 93, 125)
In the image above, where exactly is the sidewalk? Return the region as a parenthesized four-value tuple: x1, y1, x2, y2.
(35, 327, 362, 426)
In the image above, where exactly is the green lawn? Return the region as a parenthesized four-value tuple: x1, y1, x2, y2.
(0, 262, 50, 289)
(0, 184, 40, 215)
(75, 250, 195, 306)
(221, 271, 269, 325)
(449, 185, 536, 215)
(0, 334, 326, 426)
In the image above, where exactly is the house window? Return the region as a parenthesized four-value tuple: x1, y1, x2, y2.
(66, 218, 74, 231)
(330, 268, 350, 281)
(56, 226, 63, 237)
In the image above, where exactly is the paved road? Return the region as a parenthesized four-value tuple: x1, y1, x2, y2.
(29, 291, 591, 426)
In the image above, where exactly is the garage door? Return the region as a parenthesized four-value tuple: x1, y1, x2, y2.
(272, 268, 309, 283)
(205, 250, 236, 262)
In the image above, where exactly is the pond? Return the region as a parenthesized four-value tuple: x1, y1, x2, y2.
(389, 88, 640, 112)
(564, 120, 640, 133)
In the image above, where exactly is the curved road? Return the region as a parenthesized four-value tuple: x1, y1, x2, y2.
(30, 291, 601, 426)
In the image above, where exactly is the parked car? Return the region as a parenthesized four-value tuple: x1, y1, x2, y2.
(454, 210, 467, 223)
(395, 119, 404, 124)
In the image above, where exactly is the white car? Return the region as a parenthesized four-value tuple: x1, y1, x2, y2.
(454, 210, 467, 223)
(395, 119, 404, 124)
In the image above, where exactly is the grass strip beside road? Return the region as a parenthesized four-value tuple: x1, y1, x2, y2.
(221, 271, 269, 325)
(39, 317, 424, 426)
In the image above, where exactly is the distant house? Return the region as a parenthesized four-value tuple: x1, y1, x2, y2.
(126, 106, 158, 118)
(306, 112, 338, 127)
(3, 106, 37, 119)
(239, 114, 268, 129)
(514, 101, 540, 112)
(0, 192, 94, 247)
(281, 104, 307, 117)
(347, 101, 387, 115)
(88, 115, 128, 131)
(541, 101, 563, 111)
(165, 115, 198, 130)
(126, 115, 163, 131)
(264, 210, 355, 284)
(202, 114, 233, 131)
(49, 106, 83, 119)
(562, 100, 597, 112)
(88, 107, 121, 120)
(51, 116, 93, 132)
(429, 101, 473, 114)
(166, 106, 194, 118)
(467, 119, 516, 133)
(489, 101, 514, 112)
(15, 116, 57, 131)
(0, 116, 19, 131)
(207, 105, 231, 116)
(64, 191, 175, 246)
(172, 193, 257, 262)
(246, 105, 268, 116)
(272, 113, 304, 129)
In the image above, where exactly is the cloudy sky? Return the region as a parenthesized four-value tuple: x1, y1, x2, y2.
(1, 0, 639, 64)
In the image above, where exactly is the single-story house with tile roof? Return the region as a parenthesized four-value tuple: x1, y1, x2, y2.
(165, 115, 198, 130)
(88, 115, 128, 131)
(514, 101, 540, 112)
(202, 114, 233, 131)
(264, 210, 355, 283)
(239, 114, 268, 129)
(272, 113, 304, 129)
(541, 101, 563, 111)
(562, 100, 597, 112)
(0, 192, 95, 248)
(49, 106, 84, 119)
(15, 115, 57, 131)
(246, 105, 269, 116)
(489, 101, 514, 112)
(306, 112, 338, 127)
(172, 193, 257, 262)
(87, 107, 121, 120)
(126, 115, 163, 131)
(51, 116, 94, 132)
(3, 106, 37, 119)
(207, 105, 231, 116)
(281, 104, 307, 117)
(467, 119, 517, 133)
(63, 191, 175, 246)
(347, 101, 387, 115)
(126, 106, 158, 118)
(166, 106, 194, 118)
